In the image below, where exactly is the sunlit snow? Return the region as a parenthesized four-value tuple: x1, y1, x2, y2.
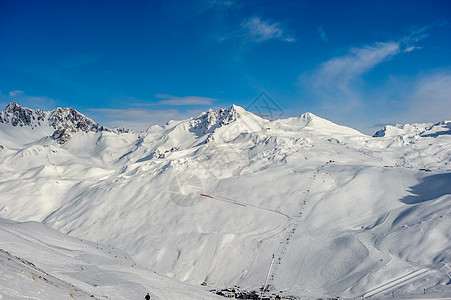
(0, 103, 450, 299)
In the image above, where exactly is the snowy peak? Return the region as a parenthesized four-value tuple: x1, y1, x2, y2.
(189, 105, 242, 135)
(373, 121, 451, 138)
(187, 105, 268, 144)
(48, 107, 101, 132)
(421, 120, 451, 137)
(373, 123, 429, 137)
(0, 102, 47, 128)
(0, 102, 111, 144)
(271, 111, 364, 136)
(48, 107, 103, 144)
(296, 112, 362, 135)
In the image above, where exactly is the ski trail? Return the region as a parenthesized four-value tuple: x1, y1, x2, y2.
(200, 188, 297, 284)
(199, 192, 295, 255)
(200, 193, 246, 207)
(198, 191, 292, 285)
(362, 268, 433, 298)
(268, 160, 334, 289)
(199, 193, 294, 221)
(0, 225, 74, 261)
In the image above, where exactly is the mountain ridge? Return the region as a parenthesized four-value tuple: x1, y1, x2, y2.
(0, 102, 132, 144)
(4, 101, 449, 143)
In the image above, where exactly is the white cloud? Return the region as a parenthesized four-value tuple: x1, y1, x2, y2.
(307, 41, 401, 112)
(299, 26, 438, 133)
(307, 23, 442, 105)
(9, 90, 24, 97)
(155, 94, 217, 106)
(403, 46, 421, 53)
(242, 17, 294, 43)
(315, 42, 400, 88)
(399, 22, 446, 53)
(318, 25, 328, 42)
(211, 0, 236, 8)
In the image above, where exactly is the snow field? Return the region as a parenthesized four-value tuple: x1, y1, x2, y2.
(1, 104, 450, 299)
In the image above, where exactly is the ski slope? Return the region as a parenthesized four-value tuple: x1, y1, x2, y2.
(0, 103, 450, 299)
(0, 217, 221, 299)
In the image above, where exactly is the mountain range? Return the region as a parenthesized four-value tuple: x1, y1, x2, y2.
(0, 102, 450, 299)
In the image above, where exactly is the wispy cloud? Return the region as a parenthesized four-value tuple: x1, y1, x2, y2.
(309, 41, 400, 110)
(212, 0, 236, 8)
(155, 94, 217, 106)
(316, 41, 400, 86)
(299, 24, 444, 133)
(241, 17, 294, 43)
(308, 24, 442, 103)
(9, 90, 24, 97)
(400, 21, 446, 52)
(318, 25, 328, 42)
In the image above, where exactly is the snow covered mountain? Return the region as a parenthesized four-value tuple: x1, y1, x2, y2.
(0, 102, 450, 299)
(373, 121, 451, 138)
(0, 102, 130, 145)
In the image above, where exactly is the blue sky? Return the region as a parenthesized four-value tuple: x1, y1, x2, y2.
(1, 0, 450, 133)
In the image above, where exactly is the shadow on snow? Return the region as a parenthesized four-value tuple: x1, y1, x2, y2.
(400, 173, 451, 205)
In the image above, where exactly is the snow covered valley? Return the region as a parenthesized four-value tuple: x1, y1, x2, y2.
(0, 102, 450, 299)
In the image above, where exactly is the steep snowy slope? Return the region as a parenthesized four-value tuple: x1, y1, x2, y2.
(0, 102, 450, 299)
(0, 217, 221, 299)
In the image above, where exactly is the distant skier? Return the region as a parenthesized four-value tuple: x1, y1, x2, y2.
(145, 292, 150, 300)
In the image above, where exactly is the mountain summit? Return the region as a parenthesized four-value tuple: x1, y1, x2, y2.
(0, 102, 118, 144)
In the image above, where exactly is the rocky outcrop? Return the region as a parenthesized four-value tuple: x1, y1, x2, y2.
(0, 102, 131, 144)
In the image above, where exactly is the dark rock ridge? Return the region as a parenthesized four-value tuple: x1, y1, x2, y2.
(0, 102, 131, 144)
(189, 105, 239, 135)
(0, 102, 46, 128)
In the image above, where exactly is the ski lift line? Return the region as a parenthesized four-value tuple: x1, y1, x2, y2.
(207, 161, 331, 284)
(238, 216, 294, 283)
(261, 254, 275, 298)
(268, 163, 328, 285)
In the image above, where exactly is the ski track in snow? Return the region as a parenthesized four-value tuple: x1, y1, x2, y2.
(363, 269, 433, 298)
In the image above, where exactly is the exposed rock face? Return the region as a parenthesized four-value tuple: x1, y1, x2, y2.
(0, 102, 131, 144)
(47, 107, 104, 144)
(48, 107, 101, 133)
(0, 102, 46, 128)
(189, 106, 239, 135)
